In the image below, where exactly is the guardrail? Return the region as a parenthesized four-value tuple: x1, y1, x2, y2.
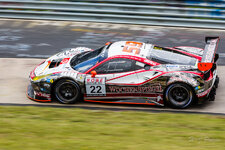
(0, 0, 225, 29)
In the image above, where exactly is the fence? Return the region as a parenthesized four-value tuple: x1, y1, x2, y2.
(0, 0, 225, 29)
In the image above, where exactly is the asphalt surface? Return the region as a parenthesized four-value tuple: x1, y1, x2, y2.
(0, 19, 225, 65)
(0, 19, 225, 114)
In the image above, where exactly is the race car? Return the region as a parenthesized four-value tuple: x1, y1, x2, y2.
(27, 37, 220, 108)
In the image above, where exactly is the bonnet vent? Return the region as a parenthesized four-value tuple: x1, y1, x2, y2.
(49, 59, 62, 68)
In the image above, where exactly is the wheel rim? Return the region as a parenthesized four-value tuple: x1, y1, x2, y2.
(168, 85, 191, 106)
(56, 81, 78, 103)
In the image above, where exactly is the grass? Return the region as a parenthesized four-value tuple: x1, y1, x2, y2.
(0, 106, 224, 150)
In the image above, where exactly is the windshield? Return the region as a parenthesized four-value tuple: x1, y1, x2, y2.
(70, 46, 108, 73)
(148, 46, 197, 66)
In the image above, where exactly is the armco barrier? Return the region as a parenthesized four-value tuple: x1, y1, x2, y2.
(0, 0, 225, 29)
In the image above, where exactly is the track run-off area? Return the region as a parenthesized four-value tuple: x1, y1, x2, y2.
(0, 19, 225, 114)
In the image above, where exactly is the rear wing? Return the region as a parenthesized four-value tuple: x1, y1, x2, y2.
(198, 37, 220, 71)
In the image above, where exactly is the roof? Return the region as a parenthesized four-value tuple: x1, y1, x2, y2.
(107, 41, 153, 58)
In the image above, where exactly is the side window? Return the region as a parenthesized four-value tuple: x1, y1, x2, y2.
(94, 58, 144, 74)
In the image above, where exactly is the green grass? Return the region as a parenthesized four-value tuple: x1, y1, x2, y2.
(0, 106, 224, 150)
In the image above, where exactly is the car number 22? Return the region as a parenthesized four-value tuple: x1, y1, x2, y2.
(85, 77, 106, 96)
(90, 85, 102, 93)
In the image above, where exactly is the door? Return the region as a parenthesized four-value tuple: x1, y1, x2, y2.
(84, 58, 146, 100)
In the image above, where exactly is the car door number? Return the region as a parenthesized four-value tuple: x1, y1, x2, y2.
(90, 85, 102, 93)
(85, 77, 106, 96)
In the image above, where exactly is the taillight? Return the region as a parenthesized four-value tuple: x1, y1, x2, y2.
(198, 63, 213, 71)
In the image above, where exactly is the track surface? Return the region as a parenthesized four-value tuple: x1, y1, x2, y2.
(0, 19, 225, 65)
(0, 19, 225, 114)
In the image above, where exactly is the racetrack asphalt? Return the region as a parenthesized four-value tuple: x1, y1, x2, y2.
(0, 19, 225, 114)
(0, 19, 225, 65)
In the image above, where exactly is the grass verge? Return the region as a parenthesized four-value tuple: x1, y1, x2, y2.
(0, 106, 224, 150)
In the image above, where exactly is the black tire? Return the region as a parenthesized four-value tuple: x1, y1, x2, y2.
(54, 79, 81, 104)
(215, 76, 219, 88)
(165, 83, 194, 109)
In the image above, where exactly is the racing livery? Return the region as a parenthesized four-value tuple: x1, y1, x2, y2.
(27, 37, 220, 108)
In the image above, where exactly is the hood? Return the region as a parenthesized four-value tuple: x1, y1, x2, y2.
(32, 47, 92, 77)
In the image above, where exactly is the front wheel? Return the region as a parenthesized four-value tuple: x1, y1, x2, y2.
(165, 83, 194, 109)
(54, 79, 81, 104)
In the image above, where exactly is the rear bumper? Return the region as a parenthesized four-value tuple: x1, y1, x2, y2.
(197, 76, 219, 103)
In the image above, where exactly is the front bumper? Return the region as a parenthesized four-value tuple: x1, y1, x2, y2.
(27, 83, 52, 102)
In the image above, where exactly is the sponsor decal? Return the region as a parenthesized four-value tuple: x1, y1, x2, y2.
(166, 65, 179, 68)
(60, 72, 77, 78)
(33, 74, 52, 81)
(153, 46, 163, 50)
(85, 77, 106, 96)
(76, 74, 84, 80)
(34, 91, 51, 98)
(169, 72, 198, 86)
(197, 88, 211, 97)
(46, 78, 54, 83)
(156, 95, 163, 102)
(197, 88, 205, 93)
(43, 83, 50, 88)
(204, 39, 217, 62)
(86, 78, 104, 84)
(143, 59, 158, 66)
(108, 83, 162, 93)
(122, 41, 143, 55)
(144, 95, 164, 106)
(60, 58, 70, 64)
(56, 47, 92, 57)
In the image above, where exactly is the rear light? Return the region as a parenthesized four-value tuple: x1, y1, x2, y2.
(198, 62, 213, 71)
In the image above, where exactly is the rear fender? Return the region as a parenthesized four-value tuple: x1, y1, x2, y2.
(167, 72, 198, 92)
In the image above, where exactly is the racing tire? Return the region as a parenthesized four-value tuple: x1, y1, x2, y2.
(215, 76, 219, 89)
(54, 79, 81, 104)
(165, 83, 194, 109)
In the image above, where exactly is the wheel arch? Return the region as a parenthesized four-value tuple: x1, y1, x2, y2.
(165, 81, 196, 95)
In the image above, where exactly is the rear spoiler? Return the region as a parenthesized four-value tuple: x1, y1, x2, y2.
(198, 37, 220, 71)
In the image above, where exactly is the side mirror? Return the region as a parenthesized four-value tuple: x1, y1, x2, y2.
(91, 70, 97, 78)
(144, 64, 151, 70)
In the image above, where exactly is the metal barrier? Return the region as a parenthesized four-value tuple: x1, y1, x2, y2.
(0, 0, 225, 29)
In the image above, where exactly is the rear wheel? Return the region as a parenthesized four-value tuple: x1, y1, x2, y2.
(165, 83, 194, 108)
(215, 76, 219, 88)
(54, 79, 81, 104)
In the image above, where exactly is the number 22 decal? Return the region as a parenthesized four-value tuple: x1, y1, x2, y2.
(85, 77, 106, 96)
(90, 86, 102, 93)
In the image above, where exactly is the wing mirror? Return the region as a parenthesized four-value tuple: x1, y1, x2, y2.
(144, 64, 151, 70)
(91, 70, 97, 78)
